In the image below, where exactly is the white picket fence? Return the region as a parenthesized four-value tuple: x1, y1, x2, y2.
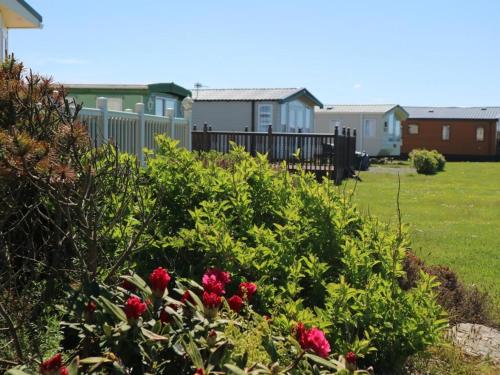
(78, 97, 191, 163)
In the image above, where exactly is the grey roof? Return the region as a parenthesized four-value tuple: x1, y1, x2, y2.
(316, 104, 401, 114)
(193, 88, 301, 101)
(404, 106, 500, 120)
(193, 87, 323, 107)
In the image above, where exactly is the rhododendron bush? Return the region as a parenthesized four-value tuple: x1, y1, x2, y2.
(7, 267, 370, 374)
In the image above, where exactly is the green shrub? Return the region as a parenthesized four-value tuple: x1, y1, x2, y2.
(136, 137, 447, 370)
(409, 149, 446, 174)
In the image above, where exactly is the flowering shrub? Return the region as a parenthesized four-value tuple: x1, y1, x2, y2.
(7, 267, 372, 374)
(136, 137, 447, 371)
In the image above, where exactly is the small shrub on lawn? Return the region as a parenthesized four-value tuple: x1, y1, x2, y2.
(402, 251, 492, 327)
(409, 149, 446, 174)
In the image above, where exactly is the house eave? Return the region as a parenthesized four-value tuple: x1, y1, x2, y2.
(0, 0, 42, 28)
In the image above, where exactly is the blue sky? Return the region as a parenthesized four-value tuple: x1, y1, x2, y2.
(10, 0, 500, 106)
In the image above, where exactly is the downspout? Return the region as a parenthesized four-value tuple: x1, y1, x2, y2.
(251, 101, 256, 132)
(359, 113, 364, 151)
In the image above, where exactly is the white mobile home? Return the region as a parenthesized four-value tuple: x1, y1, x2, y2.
(315, 104, 408, 156)
(192, 88, 323, 133)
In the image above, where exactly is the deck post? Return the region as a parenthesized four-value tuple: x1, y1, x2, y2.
(203, 123, 209, 151)
(346, 128, 351, 173)
(334, 126, 341, 185)
(267, 125, 273, 161)
(135, 102, 145, 165)
(96, 97, 109, 145)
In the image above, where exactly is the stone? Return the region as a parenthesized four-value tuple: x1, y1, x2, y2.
(448, 323, 500, 364)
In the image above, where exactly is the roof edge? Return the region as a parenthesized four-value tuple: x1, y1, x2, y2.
(17, 0, 42, 23)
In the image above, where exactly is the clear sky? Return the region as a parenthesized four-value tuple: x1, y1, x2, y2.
(9, 0, 500, 106)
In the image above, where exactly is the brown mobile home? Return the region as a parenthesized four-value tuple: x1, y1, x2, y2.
(401, 107, 500, 160)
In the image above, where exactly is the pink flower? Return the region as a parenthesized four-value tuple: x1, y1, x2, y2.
(202, 291, 222, 309)
(238, 282, 257, 301)
(227, 295, 244, 312)
(346, 351, 357, 364)
(294, 322, 331, 358)
(40, 353, 68, 375)
(149, 267, 171, 297)
(124, 295, 147, 321)
(202, 268, 231, 295)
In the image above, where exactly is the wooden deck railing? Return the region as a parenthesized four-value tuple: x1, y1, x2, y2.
(192, 124, 357, 184)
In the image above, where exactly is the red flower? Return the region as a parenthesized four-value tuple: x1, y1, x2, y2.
(202, 268, 231, 295)
(149, 267, 171, 297)
(294, 322, 331, 358)
(194, 369, 204, 375)
(124, 295, 147, 320)
(227, 295, 244, 312)
(40, 353, 68, 375)
(159, 303, 181, 324)
(159, 308, 171, 324)
(181, 290, 194, 305)
(85, 300, 96, 313)
(202, 291, 222, 309)
(345, 351, 357, 364)
(121, 279, 136, 291)
(238, 282, 257, 301)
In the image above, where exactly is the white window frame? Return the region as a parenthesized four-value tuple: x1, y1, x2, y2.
(305, 107, 310, 130)
(408, 124, 419, 135)
(155, 96, 178, 117)
(363, 119, 377, 138)
(442, 125, 450, 141)
(476, 127, 485, 141)
(258, 103, 273, 131)
(105, 97, 123, 112)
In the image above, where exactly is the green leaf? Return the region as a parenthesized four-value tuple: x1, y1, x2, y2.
(67, 356, 79, 375)
(5, 370, 31, 375)
(79, 357, 113, 365)
(304, 353, 339, 370)
(120, 274, 152, 296)
(99, 296, 127, 322)
(183, 336, 204, 368)
(224, 364, 247, 375)
(141, 327, 168, 341)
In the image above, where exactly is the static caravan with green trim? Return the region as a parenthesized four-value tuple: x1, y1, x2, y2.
(65, 83, 191, 118)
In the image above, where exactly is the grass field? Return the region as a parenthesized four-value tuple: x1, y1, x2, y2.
(344, 162, 500, 315)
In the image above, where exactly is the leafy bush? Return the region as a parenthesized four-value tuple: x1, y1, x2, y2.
(409, 149, 446, 174)
(134, 138, 447, 370)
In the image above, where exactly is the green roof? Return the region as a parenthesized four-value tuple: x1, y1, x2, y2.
(64, 82, 191, 98)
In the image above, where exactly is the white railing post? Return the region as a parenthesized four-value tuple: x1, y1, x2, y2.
(166, 108, 175, 140)
(135, 102, 145, 165)
(96, 97, 109, 144)
(182, 97, 194, 150)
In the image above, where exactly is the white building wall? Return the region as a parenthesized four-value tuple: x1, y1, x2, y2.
(0, 12, 5, 60)
(314, 110, 401, 156)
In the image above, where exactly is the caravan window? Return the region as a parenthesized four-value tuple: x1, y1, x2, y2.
(363, 119, 377, 137)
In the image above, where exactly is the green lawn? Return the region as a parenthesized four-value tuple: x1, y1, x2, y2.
(344, 162, 500, 312)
